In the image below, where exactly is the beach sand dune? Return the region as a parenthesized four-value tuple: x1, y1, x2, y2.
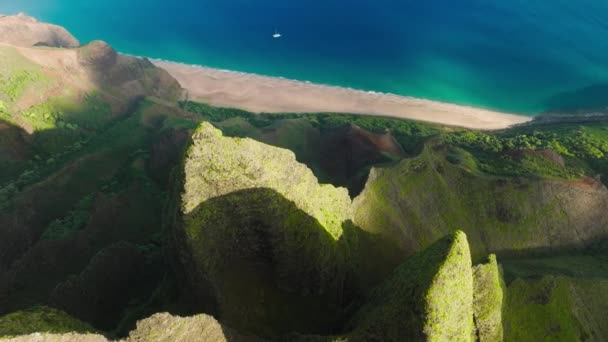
(153, 60, 531, 130)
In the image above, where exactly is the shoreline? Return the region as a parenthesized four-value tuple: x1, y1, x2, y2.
(151, 58, 532, 130)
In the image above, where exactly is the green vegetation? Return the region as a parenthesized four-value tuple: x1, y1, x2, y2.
(353, 135, 608, 259)
(170, 109, 608, 339)
(180, 100, 608, 183)
(0, 40, 196, 338)
(60, 91, 112, 130)
(125, 312, 256, 342)
(502, 253, 608, 282)
(0, 70, 41, 101)
(179, 101, 257, 123)
(0, 306, 97, 339)
(0, 46, 47, 106)
(182, 122, 351, 238)
(179, 101, 439, 155)
(444, 122, 608, 180)
(447, 124, 608, 161)
(41, 194, 95, 240)
(177, 123, 356, 335)
(472, 255, 505, 342)
(503, 276, 608, 341)
(351, 231, 474, 341)
(310, 113, 439, 154)
(4, 94, 608, 340)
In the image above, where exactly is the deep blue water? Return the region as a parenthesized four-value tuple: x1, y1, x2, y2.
(2, 0, 608, 114)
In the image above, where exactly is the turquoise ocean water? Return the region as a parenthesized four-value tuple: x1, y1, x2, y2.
(1, 0, 608, 115)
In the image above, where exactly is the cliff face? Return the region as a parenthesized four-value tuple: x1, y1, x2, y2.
(0, 14, 80, 48)
(472, 255, 505, 342)
(173, 123, 374, 335)
(170, 120, 608, 339)
(126, 312, 261, 342)
(0, 231, 486, 342)
(350, 231, 475, 341)
(181, 122, 352, 239)
(171, 123, 523, 340)
(353, 141, 608, 259)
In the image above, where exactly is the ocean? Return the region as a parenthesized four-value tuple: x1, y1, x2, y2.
(2, 0, 608, 115)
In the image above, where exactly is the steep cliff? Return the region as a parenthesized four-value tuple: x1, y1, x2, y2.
(172, 123, 400, 335)
(473, 255, 505, 342)
(349, 231, 474, 341)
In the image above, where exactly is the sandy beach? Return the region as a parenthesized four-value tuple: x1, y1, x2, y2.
(153, 60, 531, 130)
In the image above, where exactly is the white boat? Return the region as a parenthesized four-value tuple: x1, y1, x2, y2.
(272, 29, 282, 39)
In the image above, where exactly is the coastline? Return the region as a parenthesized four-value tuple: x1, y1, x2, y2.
(152, 59, 532, 130)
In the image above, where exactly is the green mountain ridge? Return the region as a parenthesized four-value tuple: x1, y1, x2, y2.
(353, 140, 608, 259)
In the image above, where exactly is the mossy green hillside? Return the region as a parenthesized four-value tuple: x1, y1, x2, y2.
(504, 276, 608, 342)
(177, 123, 356, 335)
(353, 140, 608, 259)
(182, 122, 352, 239)
(0, 306, 97, 339)
(126, 312, 260, 342)
(175, 122, 409, 336)
(444, 121, 608, 180)
(0, 46, 47, 106)
(501, 252, 608, 282)
(350, 231, 474, 341)
(472, 255, 505, 342)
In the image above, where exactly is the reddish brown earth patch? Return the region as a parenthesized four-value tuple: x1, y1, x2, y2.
(571, 176, 605, 189)
(350, 124, 404, 156)
(318, 124, 405, 195)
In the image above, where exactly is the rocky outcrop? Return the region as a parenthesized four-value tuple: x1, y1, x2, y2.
(181, 122, 352, 237)
(1, 311, 258, 342)
(126, 312, 261, 342)
(349, 231, 475, 341)
(173, 123, 359, 335)
(0, 13, 79, 48)
(214, 118, 405, 196)
(0, 306, 96, 339)
(472, 255, 505, 342)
